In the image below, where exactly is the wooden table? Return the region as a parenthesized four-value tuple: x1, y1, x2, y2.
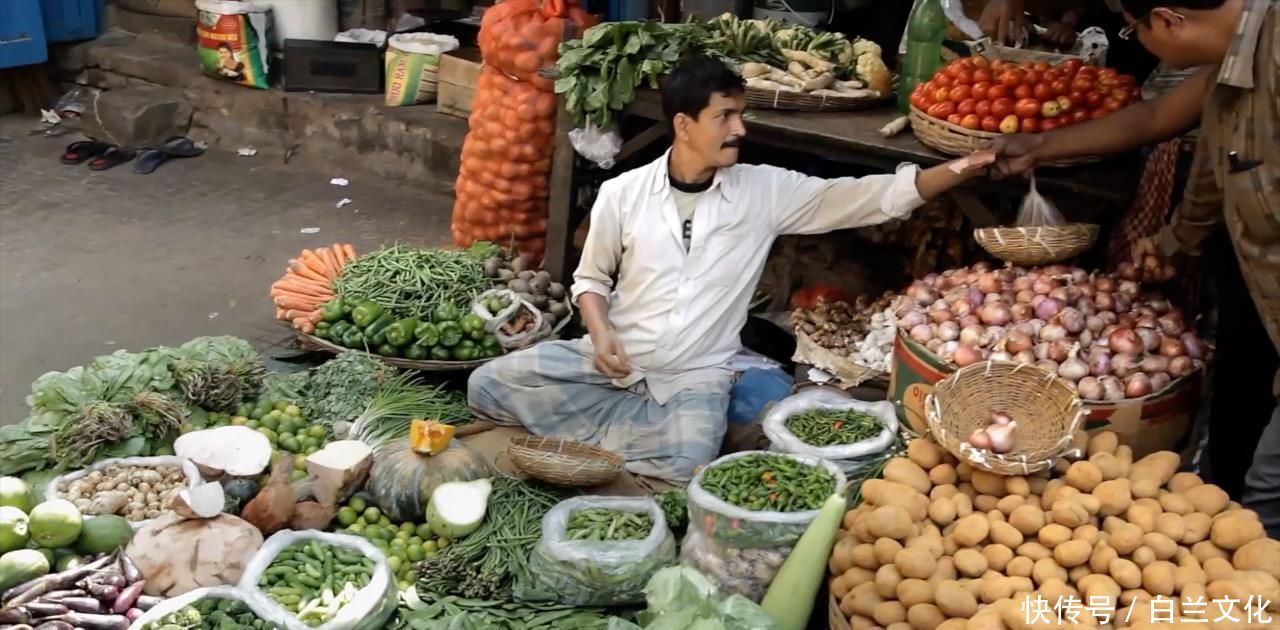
(544, 89, 1140, 281)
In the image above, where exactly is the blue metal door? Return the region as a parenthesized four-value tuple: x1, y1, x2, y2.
(0, 0, 48, 69)
(41, 0, 105, 43)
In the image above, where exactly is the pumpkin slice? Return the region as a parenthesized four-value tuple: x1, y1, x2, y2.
(409, 419, 457, 456)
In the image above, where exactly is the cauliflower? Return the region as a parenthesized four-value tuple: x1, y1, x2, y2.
(855, 52, 892, 94)
(852, 37, 882, 59)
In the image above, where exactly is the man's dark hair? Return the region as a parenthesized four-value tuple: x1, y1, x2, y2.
(660, 54, 744, 131)
(1118, 0, 1226, 17)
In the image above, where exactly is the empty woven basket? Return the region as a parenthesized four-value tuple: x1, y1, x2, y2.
(508, 435, 624, 487)
(973, 224, 1100, 266)
(926, 361, 1086, 475)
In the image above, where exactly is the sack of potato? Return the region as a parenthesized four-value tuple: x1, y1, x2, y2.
(830, 434, 1279, 629)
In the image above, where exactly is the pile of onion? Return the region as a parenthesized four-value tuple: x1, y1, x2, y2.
(895, 262, 1209, 401)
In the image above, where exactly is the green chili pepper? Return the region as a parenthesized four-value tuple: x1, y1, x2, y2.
(432, 302, 461, 324)
(384, 317, 420, 347)
(351, 299, 385, 328)
(438, 321, 463, 347)
(430, 345, 452, 361)
(320, 298, 347, 323)
(413, 321, 440, 346)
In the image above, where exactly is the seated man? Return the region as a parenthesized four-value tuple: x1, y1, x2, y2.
(468, 55, 993, 483)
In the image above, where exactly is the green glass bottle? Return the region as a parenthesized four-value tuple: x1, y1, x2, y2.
(899, 0, 947, 112)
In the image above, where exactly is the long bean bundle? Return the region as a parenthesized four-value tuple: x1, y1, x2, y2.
(784, 408, 884, 447)
(334, 245, 489, 320)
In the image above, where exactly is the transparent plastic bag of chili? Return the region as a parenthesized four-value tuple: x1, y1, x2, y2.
(477, 0, 597, 88)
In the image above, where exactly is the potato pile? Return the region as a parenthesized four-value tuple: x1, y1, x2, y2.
(830, 435, 1280, 629)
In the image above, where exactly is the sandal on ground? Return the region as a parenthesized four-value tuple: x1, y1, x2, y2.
(87, 147, 137, 171)
(61, 140, 111, 165)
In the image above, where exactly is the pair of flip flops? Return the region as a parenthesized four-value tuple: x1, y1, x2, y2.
(61, 137, 204, 173)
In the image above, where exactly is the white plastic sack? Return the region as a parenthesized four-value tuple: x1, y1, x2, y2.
(335, 28, 387, 47)
(763, 388, 898, 474)
(45, 456, 202, 531)
(239, 530, 397, 630)
(680, 451, 846, 601)
(494, 300, 546, 351)
(471, 288, 523, 333)
(525, 496, 677, 606)
(569, 122, 623, 169)
(128, 585, 278, 630)
(1016, 172, 1064, 226)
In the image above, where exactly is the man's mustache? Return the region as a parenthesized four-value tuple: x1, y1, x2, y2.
(722, 138, 742, 148)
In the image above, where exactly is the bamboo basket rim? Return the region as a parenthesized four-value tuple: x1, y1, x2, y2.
(909, 105, 1100, 167)
(507, 435, 624, 487)
(973, 223, 1101, 265)
(295, 331, 493, 371)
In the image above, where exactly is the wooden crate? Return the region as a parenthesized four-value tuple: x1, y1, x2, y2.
(436, 47, 482, 119)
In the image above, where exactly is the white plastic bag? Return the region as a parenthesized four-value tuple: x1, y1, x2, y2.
(569, 122, 623, 169)
(525, 496, 677, 606)
(763, 388, 899, 474)
(471, 288, 523, 333)
(679, 451, 846, 601)
(335, 28, 387, 47)
(239, 530, 397, 630)
(45, 455, 202, 530)
(494, 299, 546, 350)
(128, 585, 278, 630)
(1016, 172, 1064, 226)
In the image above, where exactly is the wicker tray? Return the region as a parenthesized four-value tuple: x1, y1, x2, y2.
(507, 435, 624, 487)
(926, 360, 1086, 475)
(828, 590, 851, 630)
(295, 332, 494, 371)
(974, 224, 1100, 266)
(908, 105, 1099, 167)
(745, 86, 887, 112)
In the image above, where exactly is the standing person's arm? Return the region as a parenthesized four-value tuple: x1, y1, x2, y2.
(569, 184, 631, 378)
(991, 66, 1213, 176)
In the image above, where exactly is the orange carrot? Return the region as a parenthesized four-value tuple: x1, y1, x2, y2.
(293, 317, 315, 333)
(331, 244, 348, 266)
(277, 273, 331, 290)
(300, 252, 330, 278)
(275, 297, 318, 311)
(289, 260, 328, 284)
(272, 287, 332, 302)
(316, 247, 339, 276)
(275, 307, 287, 320)
(306, 310, 324, 324)
(342, 244, 357, 262)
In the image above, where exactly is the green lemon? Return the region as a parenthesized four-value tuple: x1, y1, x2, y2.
(306, 425, 326, 439)
(260, 416, 279, 431)
(231, 416, 248, 426)
(406, 544, 425, 562)
(422, 540, 438, 555)
(289, 469, 307, 481)
(273, 401, 289, 412)
(398, 522, 416, 535)
(436, 537, 450, 549)
(347, 522, 365, 535)
(246, 419, 261, 429)
(362, 507, 381, 522)
(337, 507, 358, 527)
(377, 515, 391, 528)
(348, 497, 367, 513)
(415, 523, 433, 540)
(408, 536, 423, 547)
(285, 404, 302, 416)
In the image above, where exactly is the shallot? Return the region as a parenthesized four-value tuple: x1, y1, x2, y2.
(1150, 372, 1172, 393)
(953, 344, 982, 367)
(1136, 327, 1161, 353)
(1087, 349, 1111, 377)
(1124, 373, 1153, 398)
(1035, 297, 1063, 320)
(1180, 332, 1205, 359)
(1169, 356, 1194, 377)
(990, 411, 1013, 426)
(968, 429, 993, 450)
(959, 325, 984, 347)
(1109, 328, 1140, 354)
(937, 321, 960, 342)
(978, 303, 1011, 326)
(1013, 350, 1036, 365)
(1040, 323, 1068, 342)
(1058, 307, 1086, 334)
(1158, 336, 1185, 358)
(1058, 345, 1089, 380)
(1111, 353, 1140, 378)
(1100, 375, 1125, 401)
(987, 422, 1017, 453)
(1140, 355, 1170, 374)
(1004, 330, 1033, 353)
(1077, 376, 1104, 400)
(910, 324, 934, 343)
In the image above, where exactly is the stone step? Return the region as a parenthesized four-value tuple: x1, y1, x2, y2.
(52, 31, 468, 193)
(105, 5, 195, 46)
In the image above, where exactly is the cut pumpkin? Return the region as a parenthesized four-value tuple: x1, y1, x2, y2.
(409, 419, 456, 456)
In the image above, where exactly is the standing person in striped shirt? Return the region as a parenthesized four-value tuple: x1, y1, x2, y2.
(990, 0, 1280, 536)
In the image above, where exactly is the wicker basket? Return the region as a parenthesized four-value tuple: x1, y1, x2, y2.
(507, 436, 624, 487)
(926, 361, 1086, 475)
(828, 590, 851, 630)
(973, 224, 1100, 266)
(909, 106, 1099, 167)
(745, 86, 887, 112)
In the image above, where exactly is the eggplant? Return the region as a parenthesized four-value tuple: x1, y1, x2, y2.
(111, 581, 144, 614)
(133, 595, 163, 611)
(96, 573, 126, 589)
(56, 596, 103, 613)
(0, 607, 32, 624)
(117, 555, 142, 585)
(84, 583, 119, 601)
(45, 612, 128, 630)
(21, 601, 69, 617)
(2, 553, 118, 608)
(33, 621, 74, 630)
(40, 589, 87, 601)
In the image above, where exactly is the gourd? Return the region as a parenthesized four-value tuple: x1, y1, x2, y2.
(409, 419, 456, 456)
(367, 441, 491, 523)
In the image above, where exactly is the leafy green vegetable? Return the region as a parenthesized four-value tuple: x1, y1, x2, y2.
(302, 350, 398, 427)
(635, 567, 776, 629)
(260, 369, 311, 403)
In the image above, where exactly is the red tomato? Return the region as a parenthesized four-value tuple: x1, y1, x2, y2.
(1098, 67, 1118, 79)
(991, 97, 1014, 118)
(1033, 61, 1051, 72)
(949, 85, 972, 102)
(1051, 79, 1070, 96)
(1116, 74, 1137, 87)
(1014, 84, 1034, 100)
(981, 115, 1001, 132)
(1072, 109, 1090, 124)
(935, 87, 952, 103)
(1086, 90, 1106, 108)
(910, 92, 927, 109)
(1044, 68, 1063, 82)
(973, 69, 993, 84)
(1023, 70, 1043, 85)
(1033, 83, 1055, 101)
(1062, 58, 1083, 74)
(1097, 75, 1119, 88)
(999, 114, 1020, 134)
(1014, 98, 1042, 118)
(971, 81, 993, 97)
(1067, 91, 1088, 107)
(1053, 114, 1072, 128)
(1021, 118, 1039, 133)
(1090, 108, 1109, 120)
(960, 114, 981, 129)
(957, 98, 977, 115)
(1110, 88, 1131, 102)
(1077, 65, 1098, 78)
(972, 56, 991, 69)
(999, 71, 1022, 87)
(1072, 77, 1094, 93)
(990, 59, 1007, 71)
(945, 63, 966, 78)
(975, 100, 992, 117)
(954, 70, 974, 85)
(1040, 119, 1057, 132)
(934, 73, 953, 88)
(1103, 97, 1125, 112)
(928, 101, 957, 118)
(1020, 60, 1037, 71)
(987, 85, 1010, 99)
(947, 113, 963, 125)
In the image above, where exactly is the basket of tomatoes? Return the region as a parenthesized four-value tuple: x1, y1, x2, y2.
(907, 56, 1139, 165)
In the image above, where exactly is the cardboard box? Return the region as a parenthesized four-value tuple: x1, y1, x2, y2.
(437, 48, 482, 119)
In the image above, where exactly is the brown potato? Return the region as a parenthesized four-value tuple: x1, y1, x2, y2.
(897, 578, 934, 608)
(876, 564, 905, 599)
(1016, 541, 1052, 561)
(935, 580, 979, 618)
(1157, 490, 1194, 515)
(1078, 573, 1122, 603)
(928, 556, 958, 585)
(908, 438, 945, 470)
(853, 543, 879, 570)
(1181, 512, 1212, 544)
(1131, 546, 1157, 568)
(964, 608, 1004, 630)
(832, 574, 852, 599)
(1141, 560, 1176, 596)
(970, 470, 1006, 497)
(937, 620, 967, 630)
(886, 458, 933, 495)
(929, 464, 959, 487)
(995, 495, 1025, 516)
(1183, 483, 1229, 516)
(848, 614, 875, 630)
(956, 462, 973, 481)
(989, 520, 1024, 548)
(931, 484, 958, 500)
(954, 548, 988, 578)
(1115, 445, 1134, 476)
(1126, 503, 1159, 533)
(1066, 461, 1104, 492)
(952, 493, 974, 518)
(1202, 557, 1234, 583)
(1191, 540, 1229, 564)
(1109, 521, 1144, 555)
(952, 514, 990, 547)
(1166, 471, 1204, 494)
(1141, 532, 1179, 560)
(1067, 564, 1092, 584)
(1008, 504, 1046, 537)
(869, 505, 915, 540)
(907, 603, 945, 630)
(1032, 557, 1067, 586)
(973, 495, 999, 513)
(1087, 431, 1119, 457)
(929, 497, 958, 527)
(1128, 451, 1179, 498)
(896, 546, 938, 579)
(1173, 564, 1206, 593)
(1037, 523, 1073, 549)
(1073, 524, 1100, 545)
(874, 600, 907, 626)
(1110, 557, 1143, 589)
(844, 566, 876, 588)
(1004, 476, 1031, 497)
(874, 537, 905, 565)
(981, 543, 1013, 573)
(1053, 539, 1092, 568)
(848, 582, 883, 618)
(1089, 452, 1123, 480)
(1093, 478, 1133, 517)
(1050, 499, 1090, 528)
(1036, 578, 1077, 607)
(1154, 512, 1186, 542)
(1209, 509, 1265, 550)
(862, 479, 931, 521)
(1089, 542, 1118, 574)
(1005, 556, 1033, 578)
(1040, 479, 1066, 510)
(1232, 538, 1280, 580)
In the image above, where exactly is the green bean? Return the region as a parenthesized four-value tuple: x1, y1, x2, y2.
(260, 540, 373, 626)
(564, 508, 652, 541)
(699, 453, 834, 512)
(333, 244, 491, 320)
(784, 408, 884, 447)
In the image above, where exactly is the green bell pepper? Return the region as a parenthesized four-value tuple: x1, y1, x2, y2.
(351, 299, 385, 328)
(313, 321, 333, 340)
(376, 343, 400, 357)
(460, 313, 485, 334)
(321, 298, 347, 323)
(430, 346, 452, 361)
(481, 334, 501, 351)
(438, 321, 464, 347)
(453, 340, 479, 361)
(328, 320, 353, 341)
(432, 303, 461, 324)
(341, 328, 367, 349)
(385, 317, 420, 347)
(414, 322, 440, 347)
(403, 343, 429, 361)
(469, 327, 486, 341)
(364, 312, 396, 346)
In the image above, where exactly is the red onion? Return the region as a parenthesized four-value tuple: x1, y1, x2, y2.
(984, 292, 1005, 305)
(1147, 298, 1171, 314)
(950, 299, 973, 318)
(1099, 311, 1118, 325)
(1085, 315, 1106, 333)
(1116, 262, 1141, 281)
(937, 321, 960, 342)
(1100, 375, 1125, 401)
(1124, 373, 1153, 398)
(1013, 276, 1034, 292)
(926, 338, 944, 353)
(1169, 356, 1194, 377)
(990, 411, 1014, 426)
(1032, 276, 1054, 295)
(1040, 323, 1068, 342)
(1013, 350, 1036, 365)
(978, 303, 1012, 326)
(1013, 289, 1034, 304)
(1109, 328, 1141, 354)
(959, 325, 984, 346)
(959, 314, 981, 329)
(968, 428, 993, 449)
(1043, 264, 1070, 276)
(1011, 303, 1034, 322)
(1077, 376, 1104, 400)
(977, 273, 1003, 294)
(953, 344, 982, 367)
(1113, 292, 1133, 313)
(1095, 277, 1117, 293)
(939, 341, 960, 359)
(930, 307, 955, 323)
(1059, 345, 1089, 381)
(973, 261, 993, 272)
(1005, 330, 1033, 353)
(1035, 297, 1063, 320)
(1048, 339, 1072, 362)
(1150, 372, 1172, 393)
(1136, 327, 1161, 353)
(899, 310, 927, 329)
(1141, 355, 1170, 374)
(981, 326, 1008, 348)
(969, 288, 984, 308)
(922, 273, 940, 287)
(1049, 287, 1071, 303)
(1095, 292, 1115, 311)
(1057, 307, 1085, 334)
(1036, 359, 1060, 373)
(1078, 283, 1096, 298)
(1031, 294, 1046, 310)
(1078, 329, 1094, 347)
(909, 324, 934, 343)
(1076, 299, 1097, 316)
(1111, 353, 1140, 378)
(1034, 342, 1051, 361)
(1118, 280, 1141, 297)
(1180, 332, 1205, 359)
(912, 285, 938, 305)
(1070, 269, 1089, 284)
(1141, 254, 1163, 280)
(1088, 349, 1111, 376)
(1158, 336, 1184, 358)
(1157, 313, 1184, 336)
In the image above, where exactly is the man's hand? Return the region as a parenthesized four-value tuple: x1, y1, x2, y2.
(979, 0, 1025, 45)
(1044, 21, 1077, 48)
(590, 328, 631, 378)
(989, 133, 1047, 179)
